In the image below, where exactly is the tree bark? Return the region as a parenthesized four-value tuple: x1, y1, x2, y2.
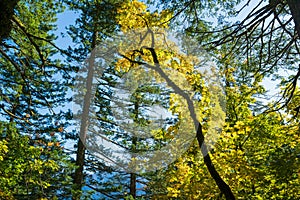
(287, 0, 300, 39)
(129, 137, 137, 199)
(73, 140, 86, 199)
(130, 172, 137, 199)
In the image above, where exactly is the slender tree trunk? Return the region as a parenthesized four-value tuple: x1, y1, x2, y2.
(73, 30, 98, 199)
(144, 47, 236, 200)
(129, 137, 137, 199)
(130, 164, 137, 198)
(73, 140, 85, 199)
(196, 124, 235, 200)
(129, 100, 139, 198)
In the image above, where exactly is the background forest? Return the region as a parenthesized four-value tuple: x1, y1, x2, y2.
(0, 0, 299, 199)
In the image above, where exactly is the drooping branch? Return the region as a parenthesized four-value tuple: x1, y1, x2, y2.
(119, 30, 235, 199)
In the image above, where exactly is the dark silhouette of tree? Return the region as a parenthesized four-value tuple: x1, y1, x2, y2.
(0, 0, 19, 41)
(154, 0, 300, 115)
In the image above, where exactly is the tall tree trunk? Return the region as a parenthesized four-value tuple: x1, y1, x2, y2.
(287, 0, 300, 39)
(129, 99, 139, 198)
(130, 165, 137, 198)
(129, 136, 137, 199)
(73, 30, 98, 199)
(129, 137, 137, 199)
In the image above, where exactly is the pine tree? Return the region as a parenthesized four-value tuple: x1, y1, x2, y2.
(0, 0, 76, 198)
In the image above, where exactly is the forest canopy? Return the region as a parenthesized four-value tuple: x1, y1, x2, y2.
(0, 0, 299, 199)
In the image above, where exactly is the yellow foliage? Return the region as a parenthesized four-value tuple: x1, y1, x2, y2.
(116, 0, 172, 32)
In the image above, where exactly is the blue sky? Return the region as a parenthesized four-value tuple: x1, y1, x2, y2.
(55, 9, 78, 50)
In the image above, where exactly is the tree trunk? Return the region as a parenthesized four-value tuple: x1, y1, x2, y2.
(129, 137, 137, 199)
(0, 0, 19, 41)
(196, 124, 235, 200)
(287, 0, 300, 39)
(72, 30, 98, 199)
(130, 172, 137, 199)
(144, 47, 236, 199)
(73, 140, 85, 199)
(129, 99, 139, 198)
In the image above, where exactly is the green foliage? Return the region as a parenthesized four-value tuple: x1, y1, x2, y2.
(0, 0, 76, 199)
(0, 121, 76, 199)
(1, 0, 300, 199)
(147, 67, 300, 199)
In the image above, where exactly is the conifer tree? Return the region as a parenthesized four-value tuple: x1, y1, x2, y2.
(0, 0, 76, 199)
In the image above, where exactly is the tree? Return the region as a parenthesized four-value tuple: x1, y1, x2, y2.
(146, 59, 299, 199)
(140, 1, 300, 198)
(0, 121, 75, 199)
(85, 65, 173, 199)
(66, 0, 121, 198)
(111, 4, 238, 199)
(153, 0, 300, 113)
(69, 1, 177, 198)
(0, 0, 76, 198)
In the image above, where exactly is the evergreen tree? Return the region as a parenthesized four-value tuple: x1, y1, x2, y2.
(0, 0, 76, 198)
